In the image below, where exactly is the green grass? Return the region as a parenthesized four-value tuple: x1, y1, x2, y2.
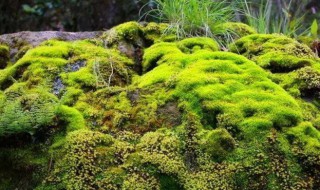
(141, 0, 234, 41)
(238, 0, 305, 37)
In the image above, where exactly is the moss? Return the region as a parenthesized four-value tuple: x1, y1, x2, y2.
(26, 45, 70, 58)
(138, 130, 182, 155)
(220, 22, 257, 39)
(297, 36, 314, 47)
(286, 122, 320, 155)
(13, 45, 32, 61)
(122, 173, 160, 190)
(143, 22, 172, 43)
(103, 21, 144, 46)
(2, 23, 320, 189)
(256, 52, 314, 72)
(0, 38, 135, 92)
(47, 129, 114, 190)
(141, 37, 219, 74)
(55, 105, 86, 132)
(296, 66, 320, 91)
(103, 21, 177, 49)
(177, 37, 219, 53)
(198, 128, 236, 160)
(141, 42, 183, 73)
(0, 88, 58, 137)
(140, 40, 302, 133)
(0, 44, 9, 69)
(229, 34, 320, 105)
(230, 34, 315, 60)
(60, 87, 83, 106)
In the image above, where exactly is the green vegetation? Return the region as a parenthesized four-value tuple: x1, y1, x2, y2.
(239, 0, 305, 36)
(143, 0, 234, 40)
(1, 21, 320, 189)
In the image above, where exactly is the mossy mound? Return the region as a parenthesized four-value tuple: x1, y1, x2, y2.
(0, 22, 320, 189)
(229, 34, 317, 72)
(230, 34, 315, 59)
(230, 34, 320, 104)
(220, 22, 257, 40)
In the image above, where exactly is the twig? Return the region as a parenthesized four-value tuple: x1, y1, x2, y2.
(107, 57, 114, 88)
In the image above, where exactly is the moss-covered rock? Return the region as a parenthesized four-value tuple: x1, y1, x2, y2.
(1, 22, 320, 189)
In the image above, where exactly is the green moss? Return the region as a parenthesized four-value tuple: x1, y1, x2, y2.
(141, 37, 219, 74)
(55, 105, 86, 132)
(0, 37, 135, 91)
(14, 45, 32, 61)
(296, 66, 320, 91)
(2, 23, 320, 189)
(141, 42, 182, 73)
(26, 45, 70, 58)
(229, 33, 320, 106)
(143, 22, 172, 43)
(220, 22, 257, 39)
(140, 40, 302, 134)
(177, 37, 219, 53)
(297, 36, 314, 47)
(230, 34, 315, 60)
(0, 44, 9, 68)
(48, 129, 114, 190)
(60, 87, 83, 106)
(103, 21, 143, 46)
(103, 21, 177, 49)
(122, 173, 160, 190)
(256, 52, 314, 72)
(0, 88, 58, 137)
(198, 128, 236, 160)
(138, 130, 182, 155)
(286, 122, 320, 155)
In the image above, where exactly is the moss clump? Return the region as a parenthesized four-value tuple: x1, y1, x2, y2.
(256, 52, 314, 72)
(287, 122, 320, 155)
(296, 66, 320, 91)
(230, 34, 315, 60)
(140, 40, 302, 133)
(102, 21, 176, 51)
(198, 128, 236, 160)
(0, 88, 58, 137)
(105, 22, 143, 45)
(177, 37, 219, 53)
(13, 45, 32, 61)
(141, 37, 219, 73)
(220, 22, 257, 39)
(46, 130, 114, 190)
(230, 34, 320, 105)
(142, 22, 172, 43)
(0, 44, 9, 69)
(141, 42, 183, 73)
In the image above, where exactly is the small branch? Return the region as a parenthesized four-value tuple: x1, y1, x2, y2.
(108, 57, 114, 88)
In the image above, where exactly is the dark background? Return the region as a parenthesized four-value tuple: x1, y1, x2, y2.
(0, 0, 319, 35)
(0, 0, 151, 34)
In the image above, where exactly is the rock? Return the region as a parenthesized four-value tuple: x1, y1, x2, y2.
(0, 31, 102, 62)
